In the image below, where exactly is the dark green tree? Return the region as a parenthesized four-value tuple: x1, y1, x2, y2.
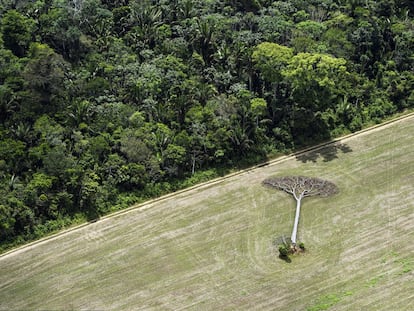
(1, 10, 34, 57)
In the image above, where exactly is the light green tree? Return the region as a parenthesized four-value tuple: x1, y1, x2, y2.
(252, 42, 293, 84)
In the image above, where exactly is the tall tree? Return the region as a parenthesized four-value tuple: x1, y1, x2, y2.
(282, 52, 350, 142)
(23, 43, 69, 114)
(1, 10, 34, 57)
(252, 42, 293, 86)
(263, 176, 338, 246)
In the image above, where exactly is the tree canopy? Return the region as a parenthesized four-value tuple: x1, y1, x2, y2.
(0, 0, 413, 251)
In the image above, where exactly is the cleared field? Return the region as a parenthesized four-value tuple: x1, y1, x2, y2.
(0, 115, 413, 310)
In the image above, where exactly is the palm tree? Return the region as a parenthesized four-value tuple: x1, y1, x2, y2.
(229, 124, 253, 155)
(129, 3, 163, 48)
(0, 86, 17, 124)
(194, 18, 216, 64)
(9, 174, 21, 191)
(12, 122, 32, 144)
(68, 100, 93, 127)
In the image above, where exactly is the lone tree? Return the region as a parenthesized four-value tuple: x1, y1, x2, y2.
(263, 176, 338, 247)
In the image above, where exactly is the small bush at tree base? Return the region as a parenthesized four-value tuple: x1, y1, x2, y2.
(299, 242, 305, 250)
(278, 245, 289, 257)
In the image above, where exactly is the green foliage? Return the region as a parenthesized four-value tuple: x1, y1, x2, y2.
(0, 0, 413, 250)
(307, 294, 341, 311)
(283, 53, 348, 90)
(307, 291, 354, 311)
(252, 42, 293, 83)
(38, 6, 85, 61)
(23, 43, 69, 114)
(278, 244, 289, 257)
(0, 138, 26, 172)
(1, 10, 34, 57)
(0, 204, 16, 239)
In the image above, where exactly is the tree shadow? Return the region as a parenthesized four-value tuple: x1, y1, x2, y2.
(86, 209, 101, 223)
(279, 254, 292, 263)
(296, 142, 353, 163)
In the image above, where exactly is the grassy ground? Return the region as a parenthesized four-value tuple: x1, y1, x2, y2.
(0, 115, 413, 310)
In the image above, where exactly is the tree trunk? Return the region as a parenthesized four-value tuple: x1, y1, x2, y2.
(291, 198, 302, 245)
(191, 153, 196, 175)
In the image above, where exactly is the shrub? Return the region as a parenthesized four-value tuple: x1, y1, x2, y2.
(278, 245, 289, 257)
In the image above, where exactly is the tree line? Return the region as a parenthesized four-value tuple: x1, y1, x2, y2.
(0, 0, 413, 251)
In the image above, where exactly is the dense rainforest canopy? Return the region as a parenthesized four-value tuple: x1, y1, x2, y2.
(0, 0, 413, 250)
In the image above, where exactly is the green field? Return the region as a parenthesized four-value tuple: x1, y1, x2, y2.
(1, 116, 413, 310)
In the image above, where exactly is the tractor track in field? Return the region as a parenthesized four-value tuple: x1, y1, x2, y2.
(1, 111, 414, 261)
